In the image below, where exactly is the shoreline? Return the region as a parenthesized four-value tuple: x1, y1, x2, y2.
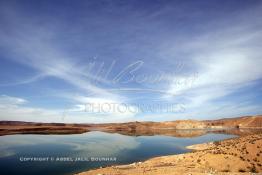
(76, 133, 262, 175)
(0, 125, 89, 136)
(0, 116, 261, 174)
(0, 115, 261, 136)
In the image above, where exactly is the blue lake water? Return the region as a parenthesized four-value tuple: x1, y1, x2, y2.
(0, 131, 237, 175)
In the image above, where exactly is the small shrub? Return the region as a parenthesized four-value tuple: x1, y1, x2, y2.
(238, 168, 246, 172)
(213, 141, 220, 146)
(250, 166, 257, 173)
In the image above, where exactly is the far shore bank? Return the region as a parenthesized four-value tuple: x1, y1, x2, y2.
(0, 115, 261, 136)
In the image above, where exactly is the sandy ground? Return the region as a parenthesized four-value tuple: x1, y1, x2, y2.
(76, 134, 262, 175)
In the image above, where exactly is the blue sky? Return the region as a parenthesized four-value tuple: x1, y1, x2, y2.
(0, 0, 262, 123)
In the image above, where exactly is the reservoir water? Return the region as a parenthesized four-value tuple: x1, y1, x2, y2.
(0, 131, 237, 175)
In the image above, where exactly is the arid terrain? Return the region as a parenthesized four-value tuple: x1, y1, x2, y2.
(0, 115, 262, 174)
(77, 133, 262, 175)
(0, 121, 89, 135)
(0, 115, 261, 136)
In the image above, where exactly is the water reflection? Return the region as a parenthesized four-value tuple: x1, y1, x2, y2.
(101, 128, 262, 137)
(0, 132, 140, 158)
(0, 129, 260, 175)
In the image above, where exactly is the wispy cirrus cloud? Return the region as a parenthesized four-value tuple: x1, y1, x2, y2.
(0, 0, 262, 122)
(0, 8, 126, 99)
(163, 6, 262, 118)
(0, 94, 138, 123)
(0, 95, 63, 122)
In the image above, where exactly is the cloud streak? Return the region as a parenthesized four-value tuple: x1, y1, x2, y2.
(0, 0, 262, 122)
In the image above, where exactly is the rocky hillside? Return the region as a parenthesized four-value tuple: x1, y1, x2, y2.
(95, 115, 262, 132)
(95, 120, 207, 132)
(0, 115, 261, 136)
(205, 115, 262, 128)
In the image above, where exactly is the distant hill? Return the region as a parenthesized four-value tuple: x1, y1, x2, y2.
(95, 115, 262, 131)
(204, 115, 262, 128)
(0, 115, 261, 136)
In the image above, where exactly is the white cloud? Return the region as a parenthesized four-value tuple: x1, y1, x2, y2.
(0, 9, 138, 123)
(0, 94, 138, 123)
(163, 8, 262, 119)
(169, 12, 262, 119)
(0, 95, 63, 122)
(64, 96, 139, 122)
(0, 95, 27, 105)
(0, 9, 122, 101)
(0, 3, 261, 122)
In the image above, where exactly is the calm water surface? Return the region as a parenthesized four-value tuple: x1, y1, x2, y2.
(0, 131, 237, 175)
